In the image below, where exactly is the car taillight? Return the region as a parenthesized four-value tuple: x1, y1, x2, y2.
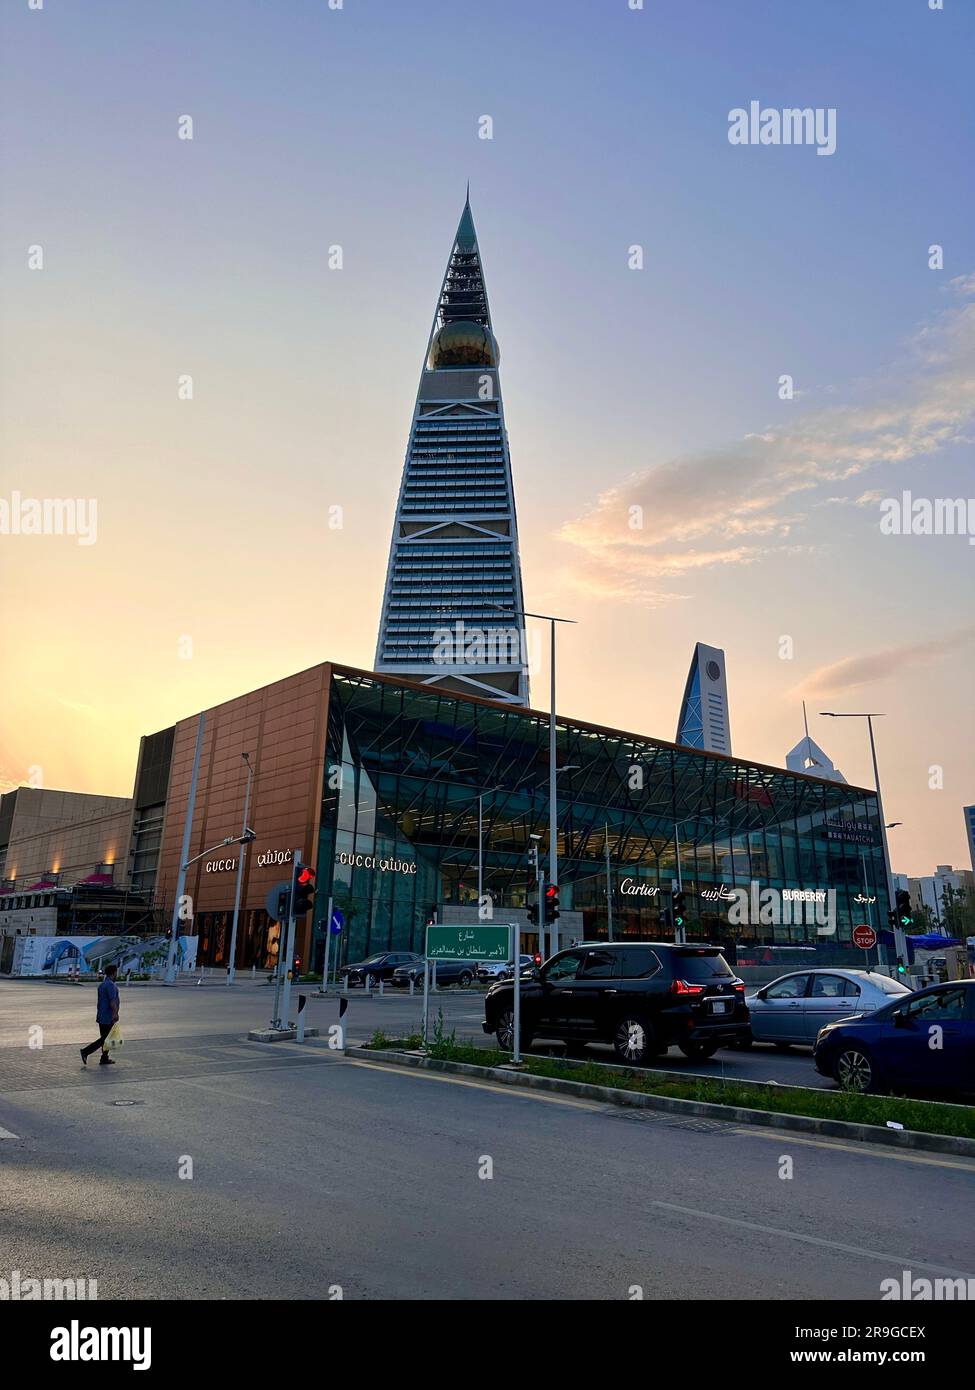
(734, 982, 745, 993)
(671, 978, 705, 996)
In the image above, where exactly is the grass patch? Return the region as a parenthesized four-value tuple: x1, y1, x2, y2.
(362, 1039, 975, 1140)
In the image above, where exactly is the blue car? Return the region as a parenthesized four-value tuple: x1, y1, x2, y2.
(813, 979, 975, 1095)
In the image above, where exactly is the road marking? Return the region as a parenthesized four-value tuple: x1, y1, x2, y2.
(650, 1200, 975, 1279)
(347, 1057, 606, 1112)
(0, 1124, 18, 1139)
(732, 1125, 975, 1173)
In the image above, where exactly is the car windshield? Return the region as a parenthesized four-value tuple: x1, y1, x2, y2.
(361, 955, 386, 965)
(673, 950, 734, 980)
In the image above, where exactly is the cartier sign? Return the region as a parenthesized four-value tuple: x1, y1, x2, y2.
(618, 879, 660, 897)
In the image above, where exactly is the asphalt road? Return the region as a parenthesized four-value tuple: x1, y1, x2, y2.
(0, 977, 840, 1089)
(1, 979, 974, 1300)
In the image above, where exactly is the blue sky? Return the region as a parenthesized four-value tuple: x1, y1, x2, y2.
(1, 0, 972, 875)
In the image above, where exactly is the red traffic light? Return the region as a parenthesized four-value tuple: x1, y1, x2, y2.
(293, 866, 316, 915)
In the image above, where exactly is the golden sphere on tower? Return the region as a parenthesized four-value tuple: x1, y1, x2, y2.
(427, 319, 499, 370)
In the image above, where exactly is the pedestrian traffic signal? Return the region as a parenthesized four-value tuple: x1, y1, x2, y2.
(895, 889, 912, 930)
(672, 889, 686, 929)
(887, 909, 898, 929)
(293, 866, 316, 915)
(543, 884, 560, 924)
(895, 957, 907, 976)
(275, 887, 291, 922)
(526, 902, 539, 926)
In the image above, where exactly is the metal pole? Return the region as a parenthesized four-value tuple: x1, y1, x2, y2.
(279, 849, 301, 1030)
(422, 955, 430, 1046)
(548, 618, 558, 956)
(512, 922, 521, 1064)
(477, 793, 484, 915)
(866, 716, 903, 963)
(321, 894, 333, 990)
(165, 713, 205, 984)
(674, 821, 686, 946)
(226, 753, 253, 986)
(604, 823, 614, 942)
(538, 863, 546, 962)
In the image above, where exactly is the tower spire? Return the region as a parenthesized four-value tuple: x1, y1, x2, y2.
(374, 198, 529, 705)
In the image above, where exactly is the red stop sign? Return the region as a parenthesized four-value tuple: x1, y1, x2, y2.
(852, 923, 877, 950)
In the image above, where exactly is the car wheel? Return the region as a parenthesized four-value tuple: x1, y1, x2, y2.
(613, 1015, 655, 1065)
(458, 970, 473, 988)
(835, 1046, 878, 1094)
(495, 1010, 531, 1053)
(678, 1040, 720, 1061)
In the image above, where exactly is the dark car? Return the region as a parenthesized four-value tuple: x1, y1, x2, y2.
(341, 952, 421, 987)
(813, 979, 975, 1095)
(392, 957, 476, 988)
(482, 941, 749, 1064)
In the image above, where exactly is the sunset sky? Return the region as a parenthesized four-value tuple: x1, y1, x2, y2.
(1, 0, 972, 877)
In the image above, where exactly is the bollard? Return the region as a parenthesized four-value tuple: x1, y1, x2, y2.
(297, 993, 307, 1042)
(251, 964, 256, 980)
(379, 977, 384, 997)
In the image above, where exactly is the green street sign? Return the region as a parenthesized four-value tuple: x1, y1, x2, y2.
(426, 925, 510, 962)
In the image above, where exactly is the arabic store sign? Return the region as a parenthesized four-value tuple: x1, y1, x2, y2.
(335, 852, 417, 876)
(205, 847, 293, 874)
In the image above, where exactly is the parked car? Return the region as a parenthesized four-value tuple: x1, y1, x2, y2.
(482, 941, 749, 1064)
(340, 952, 421, 987)
(499, 955, 537, 981)
(813, 979, 975, 1095)
(477, 955, 534, 983)
(392, 957, 476, 988)
(741, 968, 910, 1048)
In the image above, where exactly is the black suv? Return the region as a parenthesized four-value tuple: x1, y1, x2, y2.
(482, 942, 749, 1063)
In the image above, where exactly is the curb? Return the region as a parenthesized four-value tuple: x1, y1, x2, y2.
(346, 1047, 975, 1159)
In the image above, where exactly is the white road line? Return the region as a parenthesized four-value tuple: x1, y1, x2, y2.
(0, 1124, 19, 1139)
(651, 1200, 974, 1279)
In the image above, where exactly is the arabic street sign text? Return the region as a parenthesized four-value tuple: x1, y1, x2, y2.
(426, 926, 509, 962)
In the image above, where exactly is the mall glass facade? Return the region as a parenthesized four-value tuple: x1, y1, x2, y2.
(315, 669, 891, 970)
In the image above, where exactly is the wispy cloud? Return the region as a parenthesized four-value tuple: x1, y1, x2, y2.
(796, 628, 974, 696)
(558, 278, 975, 605)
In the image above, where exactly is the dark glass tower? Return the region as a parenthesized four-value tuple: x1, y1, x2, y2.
(375, 194, 530, 704)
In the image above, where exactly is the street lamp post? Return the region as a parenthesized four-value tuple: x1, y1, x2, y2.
(226, 751, 255, 986)
(820, 712, 904, 966)
(490, 604, 576, 956)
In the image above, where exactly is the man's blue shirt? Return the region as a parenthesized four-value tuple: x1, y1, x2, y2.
(96, 977, 119, 1025)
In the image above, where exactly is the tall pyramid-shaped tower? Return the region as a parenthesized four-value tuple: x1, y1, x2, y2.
(375, 194, 530, 705)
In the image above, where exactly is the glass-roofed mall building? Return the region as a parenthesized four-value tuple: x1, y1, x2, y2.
(127, 199, 891, 973)
(135, 662, 892, 976)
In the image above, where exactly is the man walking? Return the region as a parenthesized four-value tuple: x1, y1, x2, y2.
(80, 963, 120, 1067)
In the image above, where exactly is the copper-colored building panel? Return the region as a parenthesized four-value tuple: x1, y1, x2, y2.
(154, 663, 331, 965)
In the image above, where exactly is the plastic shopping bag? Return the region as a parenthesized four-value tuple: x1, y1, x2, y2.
(105, 1022, 124, 1050)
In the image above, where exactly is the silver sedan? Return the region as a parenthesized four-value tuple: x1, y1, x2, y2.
(742, 968, 910, 1048)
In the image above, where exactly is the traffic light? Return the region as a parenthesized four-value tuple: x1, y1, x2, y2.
(887, 909, 898, 929)
(526, 901, 539, 926)
(895, 889, 912, 930)
(895, 957, 907, 976)
(543, 884, 560, 924)
(672, 888, 686, 930)
(275, 887, 291, 922)
(293, 866, 316, 916)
